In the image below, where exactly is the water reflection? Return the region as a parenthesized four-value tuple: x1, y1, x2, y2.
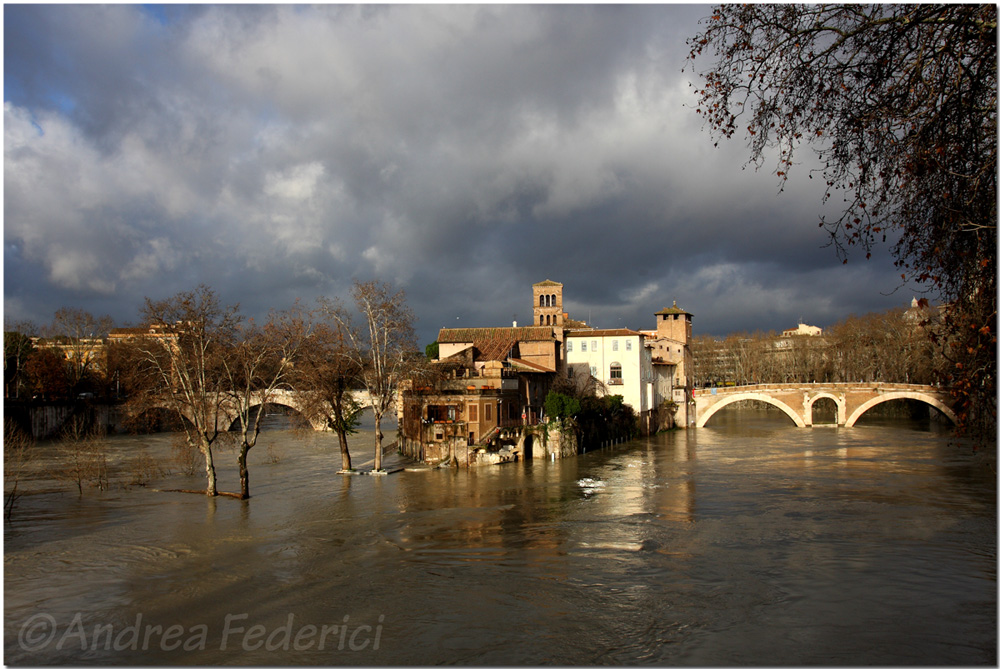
(4, 412, 995, 665)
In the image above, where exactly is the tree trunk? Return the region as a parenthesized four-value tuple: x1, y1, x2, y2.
(238, 443, 250, 499)
(373, 414, 383, 471)
(338, 432, 352, 471)
(202, 443, 218, 496)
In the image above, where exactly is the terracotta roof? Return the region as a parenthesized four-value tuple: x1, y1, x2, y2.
(565, 328, 643, 337)
(438, 326, 554, 343)
(508, 358, 555, 373)
(476, 336, 516, 362)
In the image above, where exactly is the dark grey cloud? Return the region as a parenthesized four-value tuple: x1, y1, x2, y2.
(4, 4, 915, 344)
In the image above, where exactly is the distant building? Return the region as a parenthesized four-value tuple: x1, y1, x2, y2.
(781, 323, 823, 337)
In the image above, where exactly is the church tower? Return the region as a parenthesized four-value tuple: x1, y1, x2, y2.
(532, 280, 564, 327)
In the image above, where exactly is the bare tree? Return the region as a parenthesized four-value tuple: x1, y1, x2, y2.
(293, 305, 363, 472)
(54, 414, 109, 495)
(223, 304, 311, 499)
(4, 320, 36, 399)
(136, 285, 240, 496)
(4, 423, 35, 520)
(46, 308, 115, 394)
(336, 280, 417, 472)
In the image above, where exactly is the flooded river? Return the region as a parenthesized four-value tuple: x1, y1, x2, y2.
(4, 411, 996, 665)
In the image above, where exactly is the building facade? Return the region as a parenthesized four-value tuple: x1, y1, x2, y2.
(564, 329, 655, 416)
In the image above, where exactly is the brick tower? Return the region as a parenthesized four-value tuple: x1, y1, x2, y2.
(532, 280, 564, 327)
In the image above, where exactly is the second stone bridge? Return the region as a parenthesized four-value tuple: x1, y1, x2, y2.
(693, 382, 956, 428)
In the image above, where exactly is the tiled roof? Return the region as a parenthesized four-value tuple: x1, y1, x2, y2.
(477, 336, 516, 362)
(508, 358, 555, 373)
(438, 327, 554, 343)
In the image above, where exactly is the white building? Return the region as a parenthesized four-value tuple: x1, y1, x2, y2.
(564, 329, 657, 416)
(781, 323, 823, 337)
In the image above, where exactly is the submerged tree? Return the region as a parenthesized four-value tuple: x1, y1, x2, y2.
(687, 4, 997, 440)
(223, 304, 311, 499)
(335, 280, 417, 472)
(136, 285, 240, 496)
(294, 303, 364, 472)
(4, 423, 35, 520)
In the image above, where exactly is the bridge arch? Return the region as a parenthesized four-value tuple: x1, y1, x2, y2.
(805, 392, 845, 426)
(226, 402, 319, 432)
(845, 391, 957, 427)
(697, 392, 806, 428)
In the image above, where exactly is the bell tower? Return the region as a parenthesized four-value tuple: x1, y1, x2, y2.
(532, 280, 564, 327)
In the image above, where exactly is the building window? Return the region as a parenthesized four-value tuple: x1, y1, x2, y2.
(468, 404, 478, 422)
(428, 405, 457, 422)
(567, 340, 573, 352)
(626, 340, 632, 351)
(540, 315, 544, 325)
(591, 340, 597, 351)
(581, 341, 587, 352)
(609, 362, 622, 384)
(613, 340, 619, 351)
(539, 295, 545, 307)
(485, 403, 492, 421)
(590, 365, 598, 377)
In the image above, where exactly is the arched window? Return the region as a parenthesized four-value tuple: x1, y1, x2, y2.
(539, 295, 545, 307)
(551, 293, 557, 306)
(539, 315, 544, 325)
(609, 362, 622, 385)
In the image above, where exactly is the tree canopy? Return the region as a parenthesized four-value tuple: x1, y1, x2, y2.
(687, 4, 997, 440)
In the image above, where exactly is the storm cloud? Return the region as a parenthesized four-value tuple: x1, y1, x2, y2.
(5, 4, 914, 343)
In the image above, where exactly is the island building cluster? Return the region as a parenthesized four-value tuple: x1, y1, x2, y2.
(399, 280, 693, 465)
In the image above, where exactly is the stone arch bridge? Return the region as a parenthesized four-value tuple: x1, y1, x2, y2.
(137, 389, 384, 432)
(693, 383, 955, 428)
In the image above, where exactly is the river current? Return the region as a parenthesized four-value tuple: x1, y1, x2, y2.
(4, 411, 996, 665)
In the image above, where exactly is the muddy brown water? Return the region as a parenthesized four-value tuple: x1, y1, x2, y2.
(4, 411, 996, 665)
